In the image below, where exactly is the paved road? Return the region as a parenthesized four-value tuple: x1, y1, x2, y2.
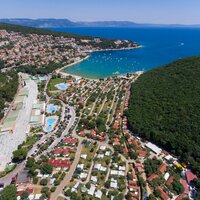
(0, 104, 76, 187)
(51, 137, 83, 200)
(38, 105, 76, 158)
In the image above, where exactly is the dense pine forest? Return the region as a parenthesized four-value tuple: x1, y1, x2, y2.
(0, 71, 18, 119)
(127, 56, 200, 175)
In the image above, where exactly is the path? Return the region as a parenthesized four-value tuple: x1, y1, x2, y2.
(51, 138, 83, 200)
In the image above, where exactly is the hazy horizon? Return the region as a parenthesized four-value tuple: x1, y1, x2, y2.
(1, 18, 200, 26)
(0, 0, 200, 25)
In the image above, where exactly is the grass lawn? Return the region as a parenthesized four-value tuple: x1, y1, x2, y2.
(57, 197, 64, 200)
(102, 195, 109, 200)
(5, 163, 16, 173)
(81, 142, 98, 169)
(24, 135, 40, 147)
(48, 78, 66, 91)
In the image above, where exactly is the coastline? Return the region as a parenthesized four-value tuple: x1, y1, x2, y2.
(84, 45, 142, 53)
(56, 45, 142, 80)
(55, 55, 90, 75)
(58, 69, 144, 81)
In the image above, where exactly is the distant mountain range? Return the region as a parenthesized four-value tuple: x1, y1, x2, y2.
(0, 18, 200, 28)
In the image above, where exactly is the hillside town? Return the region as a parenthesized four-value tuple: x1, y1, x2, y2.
(0, 69, 199, 200)
(0, 29, 138, 72)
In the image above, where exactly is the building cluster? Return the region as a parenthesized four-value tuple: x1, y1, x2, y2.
(15, 136, 78, 200)
(0, 29, 106, 69)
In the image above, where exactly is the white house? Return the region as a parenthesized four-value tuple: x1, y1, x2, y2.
(100, 166, 107, 172)
(88, 184, 96, 196)
(94, 163, 101, 170)
(99, 146, 106, 151)
(119, 166, 126, 171)
(91, 176, 98, 183)
(110, 178, 118, 189)
(97, 154, 104, 159)
(95, 190, 103, 199)
(81, 154, 87, 159)
(77, 163, 84, 170)
(80, 172, 87, 179)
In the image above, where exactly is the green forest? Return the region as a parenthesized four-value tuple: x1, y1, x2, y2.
(0, 71, 18, 119)
(126, 56, 200, 176)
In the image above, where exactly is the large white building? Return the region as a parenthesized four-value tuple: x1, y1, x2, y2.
(0, 73, 38, 172)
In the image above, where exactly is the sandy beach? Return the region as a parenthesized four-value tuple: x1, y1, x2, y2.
(56, 55, 90, 74)
(56, 45, 142, 80)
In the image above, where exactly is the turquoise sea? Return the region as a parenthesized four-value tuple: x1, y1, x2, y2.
(49, 27, 200, 78)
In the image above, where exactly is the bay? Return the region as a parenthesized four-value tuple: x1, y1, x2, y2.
(48, 27, 200, 78)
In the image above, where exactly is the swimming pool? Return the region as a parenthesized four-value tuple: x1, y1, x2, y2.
(55, 83, 68, 90)
(47, 104, 60, 114)
(44, 116, 58, 132)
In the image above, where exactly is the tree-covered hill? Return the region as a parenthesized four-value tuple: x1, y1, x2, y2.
(0, 22, 93, 39)
(127, 56, 200, 175)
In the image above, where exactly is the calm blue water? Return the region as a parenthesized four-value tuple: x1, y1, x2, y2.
(49, 27, 200, 78)
(47, 104, 59, 114)
(56, 83, 68, 90)
(44, 117, 57, 132)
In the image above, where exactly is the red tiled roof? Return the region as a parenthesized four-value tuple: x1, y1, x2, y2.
(157, 186, 170, 200)
(175, 193, 188, 200)
(180, 178, 189, 194)
(90, 129, 96, 135)
(79, 131, 85, 136)
(130, 191, 139, 197)
(137, 166, 144, 173)
(47, 159, 71, 168)
(54, 148, 63, 155)
(54, 148, 71, 155)
(128, 180, 137, 186)
(129, 185, 140, 190)
(123, 147, 128, 153)
(16, 188, 33, 196)
(136, 149, 147, 157)
(166, 176, 174, 186)
(158, 163, 167, 174)
(62, 148, 70, 155)
(64, 137, 77, 144)
(113, 138, 120, 145)
(185, 171, 197, 183)
(147, 173, 159, 182)
(135, 163, 141, 167)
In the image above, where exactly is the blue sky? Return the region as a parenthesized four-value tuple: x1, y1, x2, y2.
(0, 0, 200, 24)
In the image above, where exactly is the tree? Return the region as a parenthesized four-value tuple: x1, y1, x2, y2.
(40, 164, 53, 175)
(12, 148, 28, 162)
(50, 186, 56, 192)
(129, 151, 138, 160)
(125, 192, 132, 200)
(127, 56, 200, 176)
(104, 180, 110, 189)
(172, 179, 184, 194)
(65, 189, 71, 197)
(1, 185, 17, 200)
(41, 187, 50, 197)
(21, 192, 29, 200)
(26, 157, 35, 168)
(40, 178, 48, 186)
(154, 189, 161, 198)
(33, 177, 38, 184)
(148, 194, 157, 200)
(138, 176, 146, 187)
